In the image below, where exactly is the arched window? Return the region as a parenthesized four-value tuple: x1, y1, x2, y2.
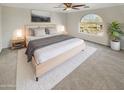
(80, 14, 103, 35)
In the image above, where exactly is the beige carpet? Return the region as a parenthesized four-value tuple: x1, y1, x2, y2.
(16, 46, 96, 90)
(53, 42, 124, 90)
(0, 49, 17, 90)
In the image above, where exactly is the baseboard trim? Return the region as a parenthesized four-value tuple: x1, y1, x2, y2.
(83, 39, 124, 51)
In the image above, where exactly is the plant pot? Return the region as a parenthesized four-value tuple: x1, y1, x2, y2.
(110, 40, 120, 51)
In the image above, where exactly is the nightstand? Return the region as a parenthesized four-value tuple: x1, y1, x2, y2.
(11, 39, 25, 49)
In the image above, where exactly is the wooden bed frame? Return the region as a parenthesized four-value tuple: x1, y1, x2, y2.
(25, 24, 85, 81)
(32, 44, 84, 81)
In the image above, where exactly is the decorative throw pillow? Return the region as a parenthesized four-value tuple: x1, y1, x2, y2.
(34, 28, 46, 37)
(49, 28, 57, 34)
(29, 28, 35, 36)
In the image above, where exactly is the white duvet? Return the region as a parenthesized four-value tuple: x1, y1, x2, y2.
(33, 38, 86, 64)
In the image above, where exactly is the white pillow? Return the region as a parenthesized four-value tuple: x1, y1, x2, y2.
(49, 28, 57, 34)
(34, 28, 46, 37)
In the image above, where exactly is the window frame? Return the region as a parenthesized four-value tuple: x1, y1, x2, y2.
(79, 14, 104, 36)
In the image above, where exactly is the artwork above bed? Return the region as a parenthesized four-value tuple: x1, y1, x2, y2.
(31, 10, 51, 22)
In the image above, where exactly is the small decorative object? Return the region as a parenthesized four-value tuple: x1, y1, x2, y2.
(108, 21, 124, 51)
(31, 10, 51, 22)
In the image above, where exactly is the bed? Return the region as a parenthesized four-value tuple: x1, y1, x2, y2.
(25, 24, 86, 81)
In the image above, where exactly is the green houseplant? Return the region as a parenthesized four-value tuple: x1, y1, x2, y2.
(108, 21, 124, 50)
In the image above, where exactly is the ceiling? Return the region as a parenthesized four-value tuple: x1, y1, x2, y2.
(1, 3, 124, 13)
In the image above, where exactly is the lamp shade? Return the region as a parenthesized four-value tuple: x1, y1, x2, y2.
(16, 30, 22, 37)
(58, 25, 65, 32)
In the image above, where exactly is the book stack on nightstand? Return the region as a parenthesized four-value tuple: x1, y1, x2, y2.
(11, 39, 25, 49)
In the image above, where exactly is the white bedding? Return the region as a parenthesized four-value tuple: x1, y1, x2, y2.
(34, 38, 86, 64)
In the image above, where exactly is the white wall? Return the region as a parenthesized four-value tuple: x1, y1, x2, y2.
(0, 6, 2, 52)
(67, 5, 124, 46)
(2, 6, 67, 48)
(2, 6, 30, 48)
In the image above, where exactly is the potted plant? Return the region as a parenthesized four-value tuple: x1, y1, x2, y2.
(108, 21, 124, 51)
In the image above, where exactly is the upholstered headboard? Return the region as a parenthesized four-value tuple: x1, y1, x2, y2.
(24, 23, 57, 46)
(25, 23, 56, 36)
(25, 23, 56, 29)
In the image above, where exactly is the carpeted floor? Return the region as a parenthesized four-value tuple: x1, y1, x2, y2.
(0, 41, 124, 90)
(0, 48, 17, 90)
(53, 42, 124, 90)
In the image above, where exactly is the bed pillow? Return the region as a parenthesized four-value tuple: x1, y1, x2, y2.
(29, 28, 35, 36)
(49, 28, 58, 34)
(34, 28, 46, 37)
